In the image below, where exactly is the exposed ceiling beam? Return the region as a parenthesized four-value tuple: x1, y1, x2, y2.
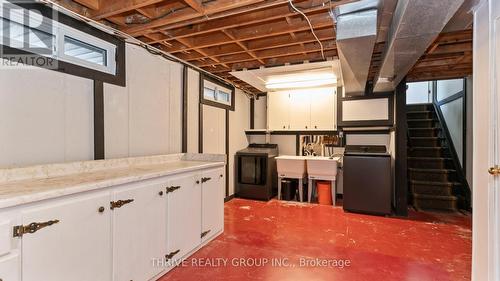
(124, 0, 266, 36)
(90, 0, 165, 20)
(195, 40, 336, 67)
(183, 0, 205, 14)
(73, 0, 99, 10)
(161, 12, 334, 53)
(160, 0, 331, 41)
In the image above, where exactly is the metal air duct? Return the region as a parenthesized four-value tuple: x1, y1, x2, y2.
(374, 0, 464, 92)
(334, 0, 379, 96)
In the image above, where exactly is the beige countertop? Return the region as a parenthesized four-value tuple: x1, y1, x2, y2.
(0, 154, 225, 209)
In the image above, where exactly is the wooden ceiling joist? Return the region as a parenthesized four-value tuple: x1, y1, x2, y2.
(56, 0, 474, 94)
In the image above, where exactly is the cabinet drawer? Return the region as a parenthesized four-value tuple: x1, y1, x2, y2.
(0, 220, 12, 257)
(0, 253, 20, 281)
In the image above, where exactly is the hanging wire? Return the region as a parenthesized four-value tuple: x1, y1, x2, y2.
(288, 0, 325, 60)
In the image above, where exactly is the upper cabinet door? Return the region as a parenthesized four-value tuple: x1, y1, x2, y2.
(289, 91, 312, 130)
(21, 191, 112, 281)
(201, 168, 225, 243)
(166, 172, 202, 263)
(310, 88, 336, 130)
(112, 181, 167, 281)
(267, 92, 290, 130)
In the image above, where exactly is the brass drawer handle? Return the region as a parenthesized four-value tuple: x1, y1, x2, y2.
(13, 219, 60, 237)
(489, 166, 500, 175)
(166, 186, 181, 193)
(201, 229, 211, 238)
(165, 249, 180, 260)
(110, 199, 134, 210)
(201, 177, 212, 183)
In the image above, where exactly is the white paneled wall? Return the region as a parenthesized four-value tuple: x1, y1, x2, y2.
(202, 105, 226, 154)
(229, 90, 250, 195)
(104, 44, 183, 158)
(187, 69, 200, 153)
(253, 96, 267, 129)
(0, 66, 93, 168)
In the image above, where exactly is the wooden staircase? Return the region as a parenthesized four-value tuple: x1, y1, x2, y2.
(407, 104, 464, 211)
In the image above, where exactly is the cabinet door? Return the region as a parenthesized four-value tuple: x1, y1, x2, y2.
(166, 173, 201, 262)
(21, 192, 112, 281)
(267, 92, 290, 130)
(112, 182, 167, 281)
(0, 254, 20, 281)
(310, 88, 335, 130)
(289, 91, 311, 130)
(201, 168, 225, 243)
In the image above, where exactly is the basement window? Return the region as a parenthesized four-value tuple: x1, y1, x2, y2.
(201, 74, 235, 110)
(0, 1, 124, 85)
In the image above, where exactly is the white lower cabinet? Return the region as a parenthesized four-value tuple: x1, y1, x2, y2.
(21, 191, 112, 281)
(3, 166, 224, 281)
(112, 181, 167, 281)
(201, 168, 225, 243)
(166, 172, 202, 263)
(0, 253, 20, 281)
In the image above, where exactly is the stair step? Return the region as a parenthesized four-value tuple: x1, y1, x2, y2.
(408, 168, 457, 182)
(412, 193, 458, 211)
(406, 104, 433, 111)
(408, 147, 449, 157)
(408, 127, 441, 137)
(409, 137, 445, 147)
(410, 180, 460, 196)
(408, 157, 454, 169)
(408, 119, 438, 128)
(407, 112, 436, 120)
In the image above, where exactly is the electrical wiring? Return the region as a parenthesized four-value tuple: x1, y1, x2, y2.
(288, 0, 325, 60)
(36, 0, 244, 93)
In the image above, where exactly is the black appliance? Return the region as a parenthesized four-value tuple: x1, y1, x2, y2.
(343, 145, 392, 215)
(235, 143, 278, 201)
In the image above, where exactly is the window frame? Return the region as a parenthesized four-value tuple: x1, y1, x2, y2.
(0, 2, 125, 86)
(199, 73, 235, 111)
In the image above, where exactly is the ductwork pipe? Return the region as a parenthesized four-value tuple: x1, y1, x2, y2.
(374, 0, 464, 92)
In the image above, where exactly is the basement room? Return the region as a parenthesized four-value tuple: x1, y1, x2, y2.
(0, 0, 497, 280)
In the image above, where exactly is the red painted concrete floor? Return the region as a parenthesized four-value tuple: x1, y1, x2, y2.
(159, 199, 471, 281)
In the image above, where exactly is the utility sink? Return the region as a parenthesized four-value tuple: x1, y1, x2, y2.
(276, 156, 307, 178)
(306, 156, 340, 179)
(275, 156, 340, 179)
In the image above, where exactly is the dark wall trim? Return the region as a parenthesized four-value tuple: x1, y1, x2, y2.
(295, 135, 300, 156)
(250, 98, 255, 129)
(224, 194, 235, 203)
(436, 90, 464, 106)
(431, 79, 470, 209)
(198, 103, 204, 153)
(394, 79, 408, 217)
(343, 129, 394, 135)
(337, 92, 395, 127)
(1, 3, 126, 86)
(246, 130, 339, 135)
(93, 80, 105, 160)
(199, 72, 236, 111)
(225, 109, 230, 197)
(182, 66, 188, 153)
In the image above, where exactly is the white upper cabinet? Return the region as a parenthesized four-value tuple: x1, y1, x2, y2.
(267, 87, 336, 130)
(267, 92, 291, 130)
(21, 191, 112, 281)
(112, 181, 168, 281)
(201, 168, 225, 243)
(289, 91, 312, 130)
(310, 88, 336, 130)
(166, 172, 202, 262)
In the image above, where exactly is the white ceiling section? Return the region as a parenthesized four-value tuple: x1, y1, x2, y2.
(229, 60, 342, 92)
